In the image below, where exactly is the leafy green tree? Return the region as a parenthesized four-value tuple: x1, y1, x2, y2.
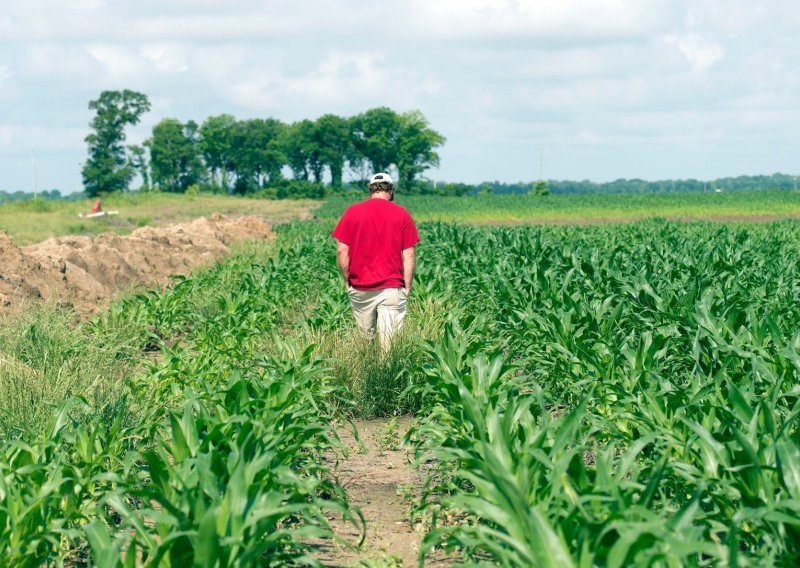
(397, 110, 446, 190)
(229, 118, 286, 194)
(82, 90, 151, 196)
(478, 183, 493, 196)
(349, 107, 401, 175)
(146, 118, 205, 193)
(281, 120, 315, 181)
(199, 114, 237, 192)
(126, 144, 150, 191)
(315, 114, 351, 191)
(531, 180, 549, 196)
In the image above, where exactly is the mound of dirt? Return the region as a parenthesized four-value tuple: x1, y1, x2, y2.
(0, 214, 274, 316)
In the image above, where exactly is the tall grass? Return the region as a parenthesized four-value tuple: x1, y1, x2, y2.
(0, 305, 144, 438)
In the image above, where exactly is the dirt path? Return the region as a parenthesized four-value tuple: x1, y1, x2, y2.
(317, 417, 451, 567)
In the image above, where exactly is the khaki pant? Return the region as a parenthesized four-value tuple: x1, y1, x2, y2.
(348, 286, 408, 351)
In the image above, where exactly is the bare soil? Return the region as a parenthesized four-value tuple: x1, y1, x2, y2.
(0, 214, 274, 316)
(318, 417, 452, 567)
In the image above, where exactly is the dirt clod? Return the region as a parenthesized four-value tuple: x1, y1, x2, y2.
(0, 215, 275, 316)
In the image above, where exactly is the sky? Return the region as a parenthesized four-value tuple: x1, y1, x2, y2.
(0, 0, 798, 193)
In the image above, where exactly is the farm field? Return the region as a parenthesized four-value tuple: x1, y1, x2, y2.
(2, 188, 798, 246)
(0, 192, 319, 244)
(319, 190, 800, 225)
(1, 206, 800, 565)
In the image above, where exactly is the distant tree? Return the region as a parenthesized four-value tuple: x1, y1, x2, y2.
(396, 110, 446, 190)
(127, 144, 150, 191)
(199, 114, 237, 192)
(531, 180, 549, 196)
(229, 118, 285, 194)
(281, 120, 315, 181)
(315, 114, 351, 190)
(82, 90, 151, 196)
(350, 107, 401, 175)
(147, 119, 205, 193)
(478, 183, 493, 196)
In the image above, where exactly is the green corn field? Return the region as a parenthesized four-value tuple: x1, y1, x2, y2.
(1, 210, 799, 565)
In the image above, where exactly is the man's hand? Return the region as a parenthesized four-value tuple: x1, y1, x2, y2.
(336, 241, 350, 292)
(402, 246, 416, 295)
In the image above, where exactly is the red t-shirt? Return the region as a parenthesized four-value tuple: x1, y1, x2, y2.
(332, 198, 419, 290)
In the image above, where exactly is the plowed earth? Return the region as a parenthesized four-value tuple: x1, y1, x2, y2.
(0, 214, 274, 316)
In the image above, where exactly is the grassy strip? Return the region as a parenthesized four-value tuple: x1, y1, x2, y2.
(317, 190, 800, 224)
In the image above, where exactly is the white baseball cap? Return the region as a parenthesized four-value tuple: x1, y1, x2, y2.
(369, 172, 393, 185)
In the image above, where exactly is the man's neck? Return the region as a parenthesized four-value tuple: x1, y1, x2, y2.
(370, 192, 392, 201)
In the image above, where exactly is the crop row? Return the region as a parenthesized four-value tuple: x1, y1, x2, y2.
(405, 220, 800, 565)
(0, 235, 362, 566)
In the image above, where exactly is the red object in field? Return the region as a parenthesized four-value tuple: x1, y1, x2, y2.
(91, 199, 102, 214)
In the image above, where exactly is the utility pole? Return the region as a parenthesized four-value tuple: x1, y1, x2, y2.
(30, 149, 38, 198)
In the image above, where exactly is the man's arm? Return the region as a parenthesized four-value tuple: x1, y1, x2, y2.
(336, 241, 350, 290)
(402, 246, 416, 293)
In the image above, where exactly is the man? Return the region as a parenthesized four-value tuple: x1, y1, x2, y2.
(332, 172, 419, 351)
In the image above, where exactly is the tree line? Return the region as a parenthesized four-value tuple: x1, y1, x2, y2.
(450, 174, 799, 196)
(81, 90, 446, 198)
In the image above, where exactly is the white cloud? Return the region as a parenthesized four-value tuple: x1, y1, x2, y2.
(85, 44, 148, 81)
(0, 66, 12, 83)
(224, 51, 443, 112)
(0, 126, 12, 146)
(666, 33, 725, 72)
(140, 44, 189, 74)
(72, 0, 105, 10)
(409, 0, 671, 40)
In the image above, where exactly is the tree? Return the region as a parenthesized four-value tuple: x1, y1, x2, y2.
(315, 114, 351, 191)
(531, 180, 549, 196)
(127, 144, 150, 190)
(397, 110, 446, 190)
(281, 120, 315, 181)
(147, 119, 205, 193)
(349, 107, 401, 175)
(82, 90, 151, 196)
(199, 114, 237, 192)
(229, 118, 286, 194)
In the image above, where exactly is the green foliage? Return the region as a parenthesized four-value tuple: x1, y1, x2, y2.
(198, 114, 237, 191)
(317, 189, 800, 224)
(532, 179, 549, 195)
(315, 113, 352, 190)
(401, 219, 800, 566)
(373, 415, 401, 455)
(229, 118, 286, 194)
(82, 90, 151, 197)
(460, 173, 800, 195)
(146, 118, 205, 193)
(349, 108, 445, 190)
(3, 204, 800, 565)
(396, 110, 446, 188)
(349, 107, 402, 175)
(0, 232, 367, 565)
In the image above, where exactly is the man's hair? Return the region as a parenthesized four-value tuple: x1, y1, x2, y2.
(369, 181, 394, 194)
